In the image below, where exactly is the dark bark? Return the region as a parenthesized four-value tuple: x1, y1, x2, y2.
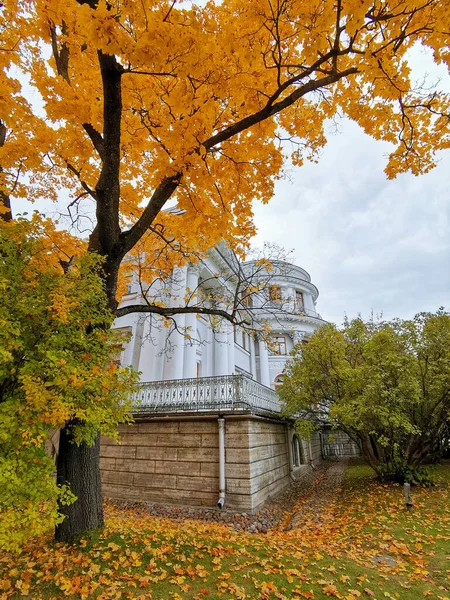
(55, 422, 104, 542)
(90, 52, 123, 258)
(0, 121, 12, 223)
(0, 188, 12, 223)
(56, 50, 125, 542)
(358, 433, 382, 475)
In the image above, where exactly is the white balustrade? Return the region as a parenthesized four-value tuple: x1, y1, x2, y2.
(132, 374, 281, 415)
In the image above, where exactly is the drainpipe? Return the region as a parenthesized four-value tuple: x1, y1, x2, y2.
(287, 426, 296, 481)
(309, 439, 316, 469)
(217, 417, 226, 509)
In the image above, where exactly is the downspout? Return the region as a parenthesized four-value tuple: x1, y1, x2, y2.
(217, 417, 226, 509)
(287, 425, 296, 481)
(309, 439, 316, 469)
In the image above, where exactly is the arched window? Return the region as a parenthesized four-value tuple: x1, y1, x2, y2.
(291, 434, 306, 467)
(273, 374, 284, 391)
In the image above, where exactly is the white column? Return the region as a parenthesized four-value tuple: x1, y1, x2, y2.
(135, 316, 155, 380)
(258, 337, 271, 387)
(163, 266, 186, 380)
(214, 328, 229, 376)
(227, 325, 235, 375)
(287, 286, 296, 311)
(250, 334, 257, 379)
(131, 316, 145, 371)
(151, 318, 165, 381)
(183, 265, 200, 379)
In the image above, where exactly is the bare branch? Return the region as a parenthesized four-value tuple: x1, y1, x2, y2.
(66, 163, 98, 200)
(115, 302, 248, 327)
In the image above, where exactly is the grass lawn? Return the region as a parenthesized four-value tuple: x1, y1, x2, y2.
(1, 461, 449, 600)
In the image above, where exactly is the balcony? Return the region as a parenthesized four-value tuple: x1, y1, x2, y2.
(132, 374, 282, 416)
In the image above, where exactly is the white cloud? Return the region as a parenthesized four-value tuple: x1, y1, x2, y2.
(253, 118, 450, 325)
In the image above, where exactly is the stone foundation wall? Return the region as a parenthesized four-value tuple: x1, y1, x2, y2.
(100, 416, 295, 512)
(225, 419, 291, 512)
(310, 431, 322, 463)
(100, 420, 220, 508)
(322, 430, 360, 457)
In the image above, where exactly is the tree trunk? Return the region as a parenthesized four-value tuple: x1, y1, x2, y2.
(55, 422, 104, 542)
(0, 120, 12, 223)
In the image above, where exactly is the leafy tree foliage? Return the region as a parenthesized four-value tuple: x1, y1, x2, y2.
(280, 312, 450, 482)
(0, 217, 136, 551)
(1, 0, 450, 538)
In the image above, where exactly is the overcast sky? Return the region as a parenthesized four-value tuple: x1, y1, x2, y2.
(253, 118, 450, 325)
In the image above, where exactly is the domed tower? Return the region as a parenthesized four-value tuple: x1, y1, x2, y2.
(243, 259, 326, 389)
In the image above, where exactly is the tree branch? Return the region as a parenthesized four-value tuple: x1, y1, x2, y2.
(66, 163, 98, 200)
(118, 172, 182, 257)
(82, 123, 105, 161)
(49, 22, 70, 84)
(202, 68, 358, 151)
(115, 302, 250, 327)
(124, 69, 177, 78)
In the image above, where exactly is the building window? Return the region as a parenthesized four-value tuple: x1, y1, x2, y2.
(125, 283, 133, 294)
(240, 290, 253, 308)
(291, 435, 305, 468)
(271, 335, 287, 355)
(295, 290, 304, 311)
(269, 285, 282, 303)
(273, 374, 284, 391)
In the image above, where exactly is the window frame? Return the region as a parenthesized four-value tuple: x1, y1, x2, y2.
(273, 373, 284, 391)
(271, 335, 287, 355)
(269, 284, 282, 303)
(295, 290, 305, 311)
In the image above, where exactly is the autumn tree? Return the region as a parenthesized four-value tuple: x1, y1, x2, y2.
(280, 313, 450, 482)
(1, 0, 450, 538)
(0, 217, 136, 550)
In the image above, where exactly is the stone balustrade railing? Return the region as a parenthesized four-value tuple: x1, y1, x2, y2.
(132, 374, 282, 415)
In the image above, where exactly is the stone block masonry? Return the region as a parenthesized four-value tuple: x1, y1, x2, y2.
(100, 416, 299, 513)
(322, 430, 360, 457)
(101, 419, 220, 508)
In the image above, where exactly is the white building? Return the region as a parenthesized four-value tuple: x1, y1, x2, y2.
(100, 245, 328, 512)
(113, 244, 325, 390)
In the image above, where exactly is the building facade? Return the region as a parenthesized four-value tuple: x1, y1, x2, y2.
(112, 245, 325, 389)
(100, 247, 329, 512)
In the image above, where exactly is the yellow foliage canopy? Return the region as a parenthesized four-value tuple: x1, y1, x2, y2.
(0, 0, 449, 300)
(0, 217, 136, 551)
